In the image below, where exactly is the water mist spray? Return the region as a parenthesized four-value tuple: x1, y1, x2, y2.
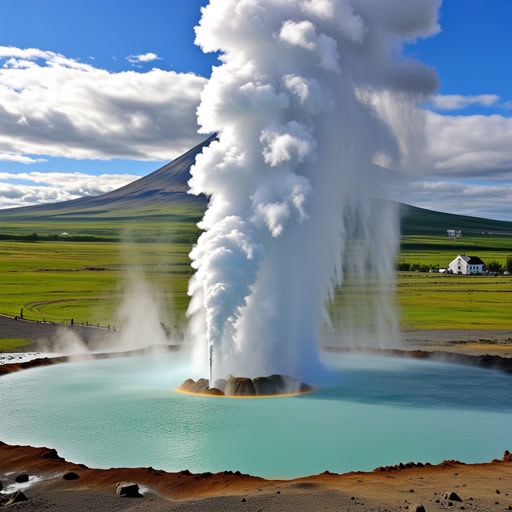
(187, 0, 440, 383)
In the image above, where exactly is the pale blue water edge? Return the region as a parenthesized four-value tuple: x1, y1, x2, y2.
(1, 352, 511, 479)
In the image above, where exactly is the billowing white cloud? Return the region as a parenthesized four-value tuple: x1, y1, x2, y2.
(381, 108, 512, 220)
(0, 40, 510, 223)
(431, 94, 500, 110)
(391, 178, 512, 221)
(0, 46, 207, 162)
(0, 153, 46, 164)
(126, 52, 161, 65)
(0, 171, 138, 209)
(426, 111, 512, 178)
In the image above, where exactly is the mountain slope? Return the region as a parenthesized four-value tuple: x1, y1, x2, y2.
(0, 134, 215, 219)
(400, 203, 512, 236)
(1, 132, 511, 238)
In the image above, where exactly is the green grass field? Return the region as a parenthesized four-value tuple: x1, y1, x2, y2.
(0, 339, 34, 352)
(397, 272, 512, 329)
(398, 235, 512, 329)
(400, 235, 512, 268)
(1, 220, 511, 332)
(0, 240, 193, 326)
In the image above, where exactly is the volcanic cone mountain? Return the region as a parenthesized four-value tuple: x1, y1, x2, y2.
(1, 132, 511, 238)
(1, 134, 215, 219)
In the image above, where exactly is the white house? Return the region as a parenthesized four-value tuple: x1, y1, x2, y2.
(448, 255, 485, 275)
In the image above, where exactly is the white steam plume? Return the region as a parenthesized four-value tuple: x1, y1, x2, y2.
(113, 274, 172, 351)
(187, 0, 439, 382)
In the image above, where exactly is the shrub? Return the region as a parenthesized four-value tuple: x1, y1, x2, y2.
(506, 255, 512, 273)
(486, 260, 503, 273)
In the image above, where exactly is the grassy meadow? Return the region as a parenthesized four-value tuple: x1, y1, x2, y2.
(397, 272, 512, 329)
(1, 208, 511, 333)
(400, 235, 512, 267)
(0, 239, 193, 327)
(398, 234, 512, 329)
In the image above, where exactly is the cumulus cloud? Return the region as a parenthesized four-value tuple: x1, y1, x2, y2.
(426, 111, 512, 178)
(380, 108, 512, 221)
(0, 153, 46, 164)
(126, 52, 161, 65)
(392, 178, 512, 221)
(0, 31, 510, 225)
(431, 94, 500, 110)
(0, 170, 138, 209)
(0, 46, 207, 162)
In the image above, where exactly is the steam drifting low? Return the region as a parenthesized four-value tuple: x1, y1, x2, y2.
(187, 0, 440, 383)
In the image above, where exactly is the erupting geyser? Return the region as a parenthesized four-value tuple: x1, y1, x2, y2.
(185, 0, 439, 390)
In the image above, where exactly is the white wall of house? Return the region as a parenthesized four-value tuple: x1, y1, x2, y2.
(448, 255, 484, 275)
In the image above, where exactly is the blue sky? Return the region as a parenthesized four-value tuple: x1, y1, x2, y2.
(0, 0, 510, 220)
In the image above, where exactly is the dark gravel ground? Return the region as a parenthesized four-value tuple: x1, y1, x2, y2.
(0, 313, 111, 349)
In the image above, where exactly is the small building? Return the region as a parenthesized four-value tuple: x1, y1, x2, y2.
(447, 229, 462, 239)
(448, 255, 485, 275)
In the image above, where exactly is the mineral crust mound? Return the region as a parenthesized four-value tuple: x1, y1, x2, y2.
(178, 374, 312, 397)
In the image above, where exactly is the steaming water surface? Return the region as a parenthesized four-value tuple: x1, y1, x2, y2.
(1, 352, 511, 479)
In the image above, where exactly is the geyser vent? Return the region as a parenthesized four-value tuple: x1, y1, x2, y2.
(178, 374, 313, 397)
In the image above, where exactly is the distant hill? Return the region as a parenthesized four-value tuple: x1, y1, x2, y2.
(1, 132, 511, 238)
(400, 203, 512, 237)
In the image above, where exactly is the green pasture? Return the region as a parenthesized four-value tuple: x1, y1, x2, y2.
(0, 339, 33, 352)
(397, 235, 512, 329)
(400, 235, 512, 268)
(397, 273, 512, 329)
(0, 231, 511, 332)
(0, 240, 193, 327)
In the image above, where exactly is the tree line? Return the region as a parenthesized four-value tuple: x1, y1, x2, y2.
(397, 256, 512, 273)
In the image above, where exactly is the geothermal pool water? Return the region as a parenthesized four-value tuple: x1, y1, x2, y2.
(1, 351, 512, 479)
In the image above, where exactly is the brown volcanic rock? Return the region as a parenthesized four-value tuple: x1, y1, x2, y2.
(224, 377, 256, 396)
(252, 376, 279, 395)
(205, 387, 224, 396)
(179, 378, 210, 394)
(178, 374, 312, 397)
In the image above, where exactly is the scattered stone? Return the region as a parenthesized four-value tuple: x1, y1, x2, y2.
(42, 448, 61, 460)
(5, 491, 28, 505)
(14, 473, 29, 483)
(116, 481, 142, 498)
(62, 471, 80, 480)
(443, 491, 462, 502)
